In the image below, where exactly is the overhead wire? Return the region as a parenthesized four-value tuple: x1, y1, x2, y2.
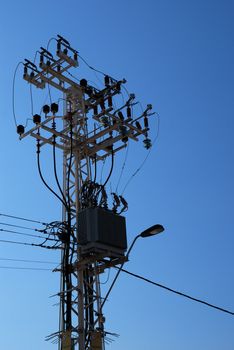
(115, 142, 130, 194)
(100, 158, 106, 185)
(102, 148, 114, 188)
(93, 154, 97, 184)
(67, 121, 73, 212)
(100, 268, 111, 285)
(29, 50, 40, 117)
(12, 61, 24, 127)
(0, 228, 59, 241)
(0, 257, 58, 264)
(121, 114, 160, 195)
(0, 238, 62, 249)
(46, 38, 57, 104)
(120, 267, 234, 317)
(53, 134, 68, 208)
(0, 266, 52, 271)
(37, 136, 67, 208)
(79, 55, 117, 81)
(0, 221, 44, 232)
(0, 212, 48, 225)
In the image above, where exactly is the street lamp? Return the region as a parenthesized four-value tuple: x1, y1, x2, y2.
(101, 223, 164, 309)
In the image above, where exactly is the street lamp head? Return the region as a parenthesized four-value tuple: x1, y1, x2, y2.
(140, 224, 164, 238)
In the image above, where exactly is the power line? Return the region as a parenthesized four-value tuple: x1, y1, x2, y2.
(0, 266, 51, 271)
(0, 212, 48, 225)
(0, 221, 43, 232)
(120, 267, 234, 317)
(12, 61, 24, 127)
(37, 140, 67, 208)
(0, 257, 58, 264)
(121, 114, 160, 195)
(115, 142, 129, 193)
(0, 238, 62, 250)
(0, 228, 59, 241)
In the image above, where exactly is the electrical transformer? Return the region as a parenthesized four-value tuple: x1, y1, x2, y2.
(78, 207, 127, 258)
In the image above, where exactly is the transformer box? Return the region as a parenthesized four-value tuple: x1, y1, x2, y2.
(78, 207, 127, 258)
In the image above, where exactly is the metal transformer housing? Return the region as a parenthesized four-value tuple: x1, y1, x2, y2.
(78, 207, 127, 257)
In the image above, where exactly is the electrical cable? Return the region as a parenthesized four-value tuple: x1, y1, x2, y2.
(29, 50, 40, 117)
(53, 136, 68, 208)
(79, 54, 118, 84)
(0, 228, 59, 241)
(121, 115, 160, 195)
(115, 142, 130, 194)
(46, 38, 56, 104)
(37, 139, 67, 208)
(0, 238, 62, 249)
(66, 71, 101, 91)
(47, 37, 57, 51)
(0, 266, 52, 271)
(0, 212, 48, 225)
(93, 154, 97, 184)
(12, 61, 24, 127)
(119, 267, 234, 317)
(100, 268, 111, 285)
(102, 148, 114, 188)
(67, 122, 73, 212)
(29, 84, 34, 116)
(0, 257, 58, 264)
(0, 221, 44, 232)
(79, 55, 110, 78)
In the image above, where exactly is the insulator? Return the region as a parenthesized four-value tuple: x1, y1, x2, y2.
(100, 116, 109, 127)
(46, 60, 51, 66)
(127, 106, 131, 118)
(93, 105, 98, 115)
(116, 81, 121, 93)
(135, 121, 142, 130)
(63, 48, 68, 55)
(80, 78, 88, 87)
(57, 35, 70, 46)
(143, 138, 152, 149)
(119, 195, 128, 206)
(100, 98, 105, 110)
(147, 104, 152, 110)
(30, 71, 34, 78)
(40, 54, 44, 64)
(119, 125, 127, 136)
(51, 103, 59, 114)
(144, 116, 149, 128)
(33, 114, 41, 124)
(118, 111, 124, 121)
(17, 125, 25, 135)
(104, 75, 110, 87)
(23, 66, 28, 76)
(85, 87, 93, 97)
(52, 120, 56, 129)
(122, 136, 128, 143)
(57, 41, 61, 52)
(74, 52, 78, 61)
(43, 104, 50, 115)
(108, 96, 113, 107)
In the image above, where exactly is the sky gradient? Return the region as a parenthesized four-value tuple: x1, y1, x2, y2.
(0, 1, 233, 349)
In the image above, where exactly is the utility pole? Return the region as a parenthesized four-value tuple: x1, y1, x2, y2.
(17, 35, 155, 350)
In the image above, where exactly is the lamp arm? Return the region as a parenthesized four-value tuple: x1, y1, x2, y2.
(101, 234, 141, 310)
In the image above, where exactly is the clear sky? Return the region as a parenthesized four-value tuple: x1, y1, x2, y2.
(0, 0, 234, 349)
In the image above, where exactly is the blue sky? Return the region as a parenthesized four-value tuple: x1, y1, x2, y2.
(0, 0, 234, 349)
